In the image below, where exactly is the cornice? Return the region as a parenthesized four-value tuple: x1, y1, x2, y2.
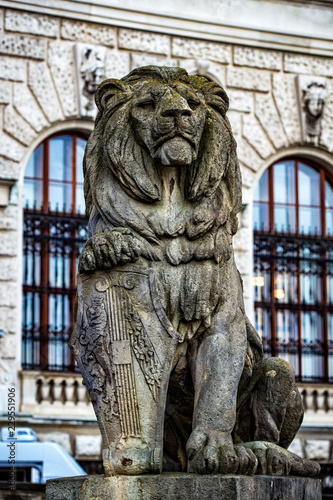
(2, 0, 333, 57)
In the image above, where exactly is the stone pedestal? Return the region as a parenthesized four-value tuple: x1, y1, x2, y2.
(46, 474, 321, 500)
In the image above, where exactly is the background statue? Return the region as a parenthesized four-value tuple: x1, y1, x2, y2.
(70, 66, 319, 477)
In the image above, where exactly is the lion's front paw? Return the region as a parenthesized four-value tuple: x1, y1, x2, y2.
(186, 431, 257, 475)
(79, 229, 140, 273)
(241, 441, 320, 477)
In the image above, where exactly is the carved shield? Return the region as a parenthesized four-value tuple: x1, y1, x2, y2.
(70, 268, 179, 475)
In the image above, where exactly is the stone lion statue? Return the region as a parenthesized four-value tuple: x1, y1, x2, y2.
(73, 66, 319, 477)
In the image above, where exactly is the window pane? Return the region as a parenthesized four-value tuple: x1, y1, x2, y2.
(76, 184, 85, 214)
(76, 138, 86, 184)
(49, 136, 73, 181)
(253, 202, 269, 231)
(328, 314, 333, 380)
(300, 246, 322, 304)
(254, 308, 271, 342)
(49, 182, 73, 211)
(299, 206, 320, 234)
(274, 205, 296, 232)
(326, 208, 333, 236)
(25, 144, 43, 179)
(301, 312, 323, 380)
(273, 161, 295, 204)
(326, 181, 333, 208)
(23, 179, 43, 209)
(277, 310, 298, 343)
(254, 169, 269, 202)
(298, 162, 320, 206)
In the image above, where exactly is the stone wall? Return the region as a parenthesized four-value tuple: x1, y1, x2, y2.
(0, 5, 332, 431)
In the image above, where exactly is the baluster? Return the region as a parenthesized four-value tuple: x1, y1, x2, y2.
(77, 380, 88, 406)
(305, 389, 315, 412)
(40, 378, 51, 405)
(327, 389, 333, 412)
(53, 378, 63, 406)
(64, 377, 75, 406)
(316, 389, 325, 412)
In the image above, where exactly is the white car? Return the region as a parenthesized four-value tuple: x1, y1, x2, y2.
(0, 427, 87, 483)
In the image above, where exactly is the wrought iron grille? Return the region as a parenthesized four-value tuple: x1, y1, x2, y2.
(22, 208, 88, 371)
(254, 230, 333, 383)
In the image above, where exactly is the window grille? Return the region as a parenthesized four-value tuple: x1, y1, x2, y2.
(22, 133, 88, 371)
(253, 159, 333, 382)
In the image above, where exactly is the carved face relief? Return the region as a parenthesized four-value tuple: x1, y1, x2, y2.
(130, 82, 207, 166)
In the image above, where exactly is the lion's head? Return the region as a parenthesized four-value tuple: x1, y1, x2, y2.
(84, 66, 242, 233)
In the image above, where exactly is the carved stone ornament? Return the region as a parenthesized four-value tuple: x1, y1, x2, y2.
(297, 74, 326, 145)
(75, 43, 106, 118)
(70, 66, 320, 478)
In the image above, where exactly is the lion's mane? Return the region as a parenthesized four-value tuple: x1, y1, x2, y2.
(83, 66, 242, 239)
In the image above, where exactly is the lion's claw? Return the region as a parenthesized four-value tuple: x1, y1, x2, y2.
(187, 431, 258, 475)
(78, 230, 140, 273)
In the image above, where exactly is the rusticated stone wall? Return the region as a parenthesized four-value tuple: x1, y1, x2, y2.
(0, 7, 332, 450)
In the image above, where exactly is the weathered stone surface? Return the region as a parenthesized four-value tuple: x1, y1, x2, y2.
(228, 89, 253, 113)
(0, 205, 18, 230)
(239, 165, 255, 189)
(255, 93, 288, 150)
(179, 58, 225, 85)
(0, 331, 17, 359)
(272, 73, 301, 145)
(0, 131, 26, 162)
(242, 114, 275, 158)
(4, 106, 37, 146)
(61, 19, 116, 47)
(0, 230, 18, 257)
(131, 53, 177, 70)
(46, 474, 322, 500)
(13, 83, 48, 132)
(228, 110, 241, 136)
(237, 139, 262, 172)
(0, 33, 45, 59)
(0, 256, 17, 281)
(320, 81, 333, 152)
(0, 56, 26, 81)
(0, 306, 18, 334)
(70, 66, 318, 479)
(38, 432, 72, 454)
(234, 46, 282, 70)
(119, 29, 170, 55)
(227, 67, 270, 92)
(75, 434, 102, 456)
(305, 439, 330, 461)
(48, 41, 78, 117)
(105, 50, 130, 80)
(28, 61, 63, 122)
(0, 80, 11, 104)
(0, 156, 20, 180)
(5, 9, 58, 37)
(0, 9, 3, 32)
(173, 37, 231, 63)
(284, 53, 333, 77)
(0, 281, 18, 307)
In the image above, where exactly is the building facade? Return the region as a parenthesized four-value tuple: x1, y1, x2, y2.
(0, 0, 333, 478)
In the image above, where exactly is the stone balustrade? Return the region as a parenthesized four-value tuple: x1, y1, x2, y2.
(18, 374, 332, 424)
(298, 384, 333, 426)
(20, 370, 95, 418)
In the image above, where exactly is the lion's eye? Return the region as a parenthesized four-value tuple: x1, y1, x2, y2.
(137, 100, 155, 110)
(187, 99, 200, 110)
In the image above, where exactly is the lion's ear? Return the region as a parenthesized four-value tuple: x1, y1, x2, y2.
(95, 79, 131, 118)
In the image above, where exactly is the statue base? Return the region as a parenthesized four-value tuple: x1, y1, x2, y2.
(46, 473, 321, 500)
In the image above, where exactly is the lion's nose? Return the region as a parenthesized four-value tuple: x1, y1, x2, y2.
(160, 90, 192, 118)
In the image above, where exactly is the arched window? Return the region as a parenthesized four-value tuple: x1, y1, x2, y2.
(253, 158, 333, 383)
(22, 133, 88, 372)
